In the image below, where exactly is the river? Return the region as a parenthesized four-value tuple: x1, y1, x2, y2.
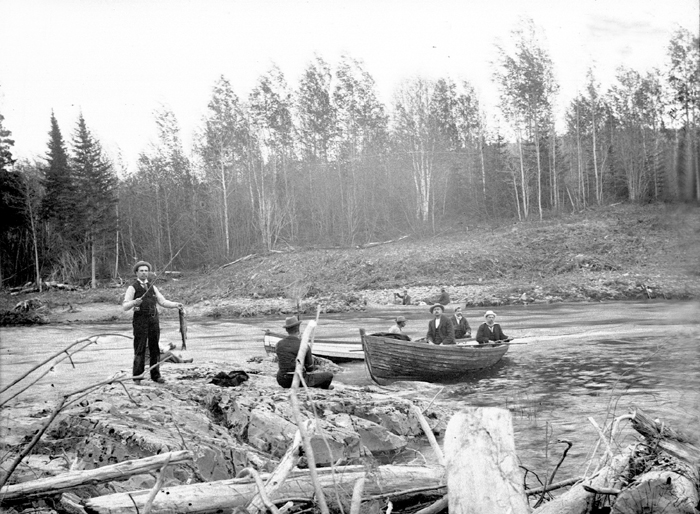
(1, 300, 699, 485)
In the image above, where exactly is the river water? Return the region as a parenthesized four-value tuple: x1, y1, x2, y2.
(1, 300, 699, 485)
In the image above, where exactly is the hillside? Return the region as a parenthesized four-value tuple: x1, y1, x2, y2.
(2, 203, 699, 323)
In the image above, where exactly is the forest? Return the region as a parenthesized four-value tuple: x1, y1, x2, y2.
(0, 23, 698, 288)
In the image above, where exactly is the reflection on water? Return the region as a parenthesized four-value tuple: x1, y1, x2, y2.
(1, 300, 699, 484)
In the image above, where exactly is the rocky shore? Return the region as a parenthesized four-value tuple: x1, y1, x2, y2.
(0, 351, 454, 513)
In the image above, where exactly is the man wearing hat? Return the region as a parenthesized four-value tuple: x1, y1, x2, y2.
(388, 316, 407, 335)
(123, 261, 183, 384)
(426, 304, 456, 345)
(451, 307, 472, 339)
(275, 316, 334, 389)
(475, 310, 512, 344)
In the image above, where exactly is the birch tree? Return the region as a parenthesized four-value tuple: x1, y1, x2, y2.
(332, 55, 388, 242)
(495, 19, 558, 220)
(198, 76, 248, 257)
(295, 55, 337, 240)
(392, 77, 439, 224)
(248, 65, 294, 250)
(667, 28, 700, 200)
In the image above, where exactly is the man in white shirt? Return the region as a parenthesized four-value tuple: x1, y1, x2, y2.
(123, 261, 183, 384)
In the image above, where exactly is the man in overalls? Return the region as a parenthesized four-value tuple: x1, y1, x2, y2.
(122, 261, 183, 384)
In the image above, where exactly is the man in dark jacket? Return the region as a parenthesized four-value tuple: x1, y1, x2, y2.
(276, 316, 334, 389)
(475, 310, 513, 344)
(436, 287, 451, 306)
(451, 307, 472, 339)
(123, 261, 183, 384)
(426, 304, 456, 345)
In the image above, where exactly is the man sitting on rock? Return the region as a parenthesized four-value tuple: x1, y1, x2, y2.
(275, 316, 334, 390)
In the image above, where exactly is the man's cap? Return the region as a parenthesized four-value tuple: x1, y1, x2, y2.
(133, 261, 152, 274)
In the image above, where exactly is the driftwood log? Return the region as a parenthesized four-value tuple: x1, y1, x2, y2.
(532, 450, 632, 514)
(444, 407, 529, 514)
(534, 407, 700, 514)
(0, 451, 193, 501)
(84, 464, 446, 514)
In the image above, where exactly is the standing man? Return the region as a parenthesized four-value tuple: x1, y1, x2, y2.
(123, 261, 183, 384)
(276, 316, 334, 390)
(451, 307, 472, 339)
(426, 304, 456, 345)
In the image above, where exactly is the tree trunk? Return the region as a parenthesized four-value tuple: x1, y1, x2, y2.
(517, 133, 529, 218)
(91, 232, 97, 289)
(444, 408, 529, 514)
(534, 125, 543, 221)
(0, 451, 193, 501)
(84, 465, 446, 514)
(24, 184, 42, 292)
(114, 203, 120, 279)
(220, 154, 230, 256)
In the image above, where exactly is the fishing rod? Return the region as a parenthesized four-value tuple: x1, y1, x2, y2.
(140, 238, 192, 297)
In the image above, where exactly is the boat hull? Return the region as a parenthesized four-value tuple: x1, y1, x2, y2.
(264, 331, 364, 362)
(360, 329, 509, 383)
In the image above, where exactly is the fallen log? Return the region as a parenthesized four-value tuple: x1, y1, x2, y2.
(83, 465, 445, 514)
(610, 470, 699, 514)
(0, 451, 193, 501)
(444, 407, 529, 514)
(631, 407, 700, 466)
(532, 449, 632, 514)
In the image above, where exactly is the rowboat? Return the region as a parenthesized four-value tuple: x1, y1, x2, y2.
(263, 330, 364, 362)
(360, 329, 510, 383)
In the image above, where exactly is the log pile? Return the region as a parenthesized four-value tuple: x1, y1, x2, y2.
(531, 407, 700, 514)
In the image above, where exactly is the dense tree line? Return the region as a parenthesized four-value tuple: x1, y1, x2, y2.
(1, 25, 698, 287)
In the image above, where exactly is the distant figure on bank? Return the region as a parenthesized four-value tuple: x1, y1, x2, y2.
(426, 304, 456, 345)
(276, 316, 334, 389)
(451, 307, 471, 339)
(394, 288, 411, 305)
(123, 261, 183, 385)
(159, 341, 193, 364)
(388, 316, 408, 334)
(436, 287, 451, 306)
(476, 310, 513, 344)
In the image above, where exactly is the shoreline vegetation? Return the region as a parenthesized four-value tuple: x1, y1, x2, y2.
(2, 203, 699, 325)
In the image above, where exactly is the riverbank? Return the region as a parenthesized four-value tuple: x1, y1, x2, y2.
(2, 203, 699, 325)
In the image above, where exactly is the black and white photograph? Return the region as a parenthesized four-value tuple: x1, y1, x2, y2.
(1, 1, 699, 512)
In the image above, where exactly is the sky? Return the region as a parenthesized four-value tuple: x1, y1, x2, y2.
(1, 0, 697, 173)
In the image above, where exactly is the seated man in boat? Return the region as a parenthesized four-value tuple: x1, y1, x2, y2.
(475, 310, 513, 344)
(276, 316, 334, 390)
(451, 307, 471, 339)
(388, 316, 408, 335)
(426, 304, 456, 345)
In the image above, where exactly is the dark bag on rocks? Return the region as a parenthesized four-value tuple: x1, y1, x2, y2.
(210, 370, 249, 387)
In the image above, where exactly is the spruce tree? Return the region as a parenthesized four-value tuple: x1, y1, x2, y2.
(0, 112, 15, 172)
(70, 114, 118, 287)
(41, 112, 76, 234)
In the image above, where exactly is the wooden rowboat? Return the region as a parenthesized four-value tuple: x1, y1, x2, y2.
(360, 329, 510, 383)
(263, 330, 364, 362)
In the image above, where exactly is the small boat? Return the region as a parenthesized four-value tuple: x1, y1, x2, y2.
(360, 329, 510, 383)
(263, 330, 364, 362)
